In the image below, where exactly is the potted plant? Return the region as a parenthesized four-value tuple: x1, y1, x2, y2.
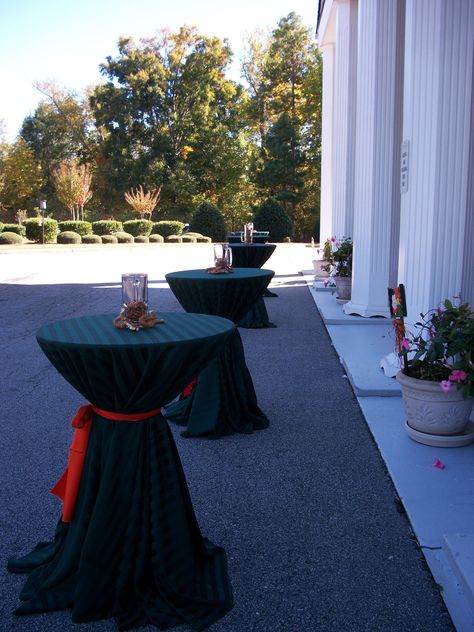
(313, 238, 332, 278)
(323, 236, 353, 301)
(397, 298, 474, 446)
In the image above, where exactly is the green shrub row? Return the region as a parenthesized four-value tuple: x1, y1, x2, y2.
(0, 232, 24, 244)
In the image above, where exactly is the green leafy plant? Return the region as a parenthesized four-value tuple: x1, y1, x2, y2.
(190, 202, 227, 242)
(57, 231, 82, 244)
(123, 219, 153, 237)
(323, 236, 353, 277)
(253, 198, 293, 242)
(115, 231, 134, 243)
(1, 223, 26, 237)
(152, 221, 185, 238)
(101, 234, 118, 244)
(149, 233, 164, 243)
(58, 221, 92, 237)
(82, 234, 102, 244)
(92, 220, 123, 235)
(399, 299, 474, 398)
(23, 218, 58, 243)
(0, 231, 23, 244)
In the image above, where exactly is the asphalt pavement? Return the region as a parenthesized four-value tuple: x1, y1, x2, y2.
(0, 244, 454, 631)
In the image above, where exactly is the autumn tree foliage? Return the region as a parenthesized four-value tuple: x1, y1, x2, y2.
(124, 185, 161, 219)
(53, 160, 92, 221)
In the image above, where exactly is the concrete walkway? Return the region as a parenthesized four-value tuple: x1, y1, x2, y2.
(0, 243, 458, 631)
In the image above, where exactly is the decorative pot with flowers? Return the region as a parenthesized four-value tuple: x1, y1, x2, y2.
(323, 236, 353, 301)
(396, 298, 474, 446)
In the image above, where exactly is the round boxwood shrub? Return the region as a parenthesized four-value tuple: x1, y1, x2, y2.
(253, 198, 294, 242)
(149, 233, 164, 243)
(2, 223, 26, 237)
(123, 219, 153, 237)
(165, 235, 183, 243)
(0, 222, 3, 233)
(0, 231, 23, 244)
(58, 220, 92, 237)
(92, 220, 123, 236)
(115, 231, 134, 243)
(134, 235, 149, 243)
(152, 221, 185, 238)
(82, 234, 102, 244)
(190, 202, 227, 242)
(101, 234, 118, 244)
(185, 231, 212, 243)
(182, 234, 197, 243)
(23, 217, 59, 243)
(57, 231, 82, 244)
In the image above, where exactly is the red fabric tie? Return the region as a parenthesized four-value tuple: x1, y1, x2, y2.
(51, 403, 162, 523)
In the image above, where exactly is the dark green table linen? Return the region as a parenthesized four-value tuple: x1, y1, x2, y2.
(164, 268, 273, 437)
(8, 312, 235, 631)
(228, 244, 278, 319)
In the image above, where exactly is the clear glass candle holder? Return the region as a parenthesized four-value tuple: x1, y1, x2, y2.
(121, 273, 148, 323)
(213, 243, 232, 268)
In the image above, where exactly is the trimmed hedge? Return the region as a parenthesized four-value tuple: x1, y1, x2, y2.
(182, 235, 197, 243)
(101, 234, 118, 244)
(115, 231, 134, 243)
(185, 232, 212, 243)
(152, 221, 185, 238)
(134, 235, 149, 243)
(1, 223, 26, 237)
(190, 202, 227, 242)
(23, 218, 58, 243)
(165, 235, 183, 243)
(58, 221, 92, 237)
(57, 231, 82, 244)
(82, 234, 102, 244)
(123, 219, 153, 237)
(149, 233, 164, 243)
(0, 222, 3, 233)
(92, 220, 123, 235)
(0, 231, 23, 244)
(253, 198, 294, 242)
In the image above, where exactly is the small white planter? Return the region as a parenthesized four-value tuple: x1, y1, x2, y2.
(312, 259, 329, 278)
(396, 370, 474, 445)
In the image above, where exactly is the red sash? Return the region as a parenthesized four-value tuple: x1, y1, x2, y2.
(51, 403, 162, 523)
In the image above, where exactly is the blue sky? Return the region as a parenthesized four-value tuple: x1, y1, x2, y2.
(0, 0, 316, 142)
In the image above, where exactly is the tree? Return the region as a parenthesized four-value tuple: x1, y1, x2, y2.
(243, 13, 322, 240)
(90, 28, 246, 216)
(53, 160, 93, 221)
(124, 185, 161, 219)
(0, 138, 44, 217)
(20, 83, 95, 214)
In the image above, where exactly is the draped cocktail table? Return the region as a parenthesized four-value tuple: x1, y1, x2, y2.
(228, 243, 278, 323)
(8, 312, 235, 631)
(164, 268, 274, 437)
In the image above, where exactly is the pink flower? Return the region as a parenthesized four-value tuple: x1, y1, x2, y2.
(432, 458, 446, 470)
(449, 369, 467, 383)
(401, 338, 410, 350)
(428, 327, 435, 338)
(440, 380, 452, 393)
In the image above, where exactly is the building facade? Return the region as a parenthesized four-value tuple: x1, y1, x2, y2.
(317, 0, 474, 323)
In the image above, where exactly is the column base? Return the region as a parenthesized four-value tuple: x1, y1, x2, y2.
(343, 301, 390, 318)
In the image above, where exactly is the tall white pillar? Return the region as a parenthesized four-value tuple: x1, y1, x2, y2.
(344, 0, 405, 318)
(398, 0, 474, 324)
(319, 43, 335, 246)
(331, 0, 358, 238)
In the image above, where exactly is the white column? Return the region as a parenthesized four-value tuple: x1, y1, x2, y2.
(318, 43, 335, 246)
(344, 0, 405, 318)
(398, 0, 474, 324)
(331, 0, 358, 239)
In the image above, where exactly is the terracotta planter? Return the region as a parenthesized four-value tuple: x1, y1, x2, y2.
(334, 276, 351, 301)
(396, 370, 474, 439)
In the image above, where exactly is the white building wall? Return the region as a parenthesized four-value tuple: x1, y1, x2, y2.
(344, 0, 405, 318)
(331, 0, 358, 239)
(398, 0, 474, 323)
